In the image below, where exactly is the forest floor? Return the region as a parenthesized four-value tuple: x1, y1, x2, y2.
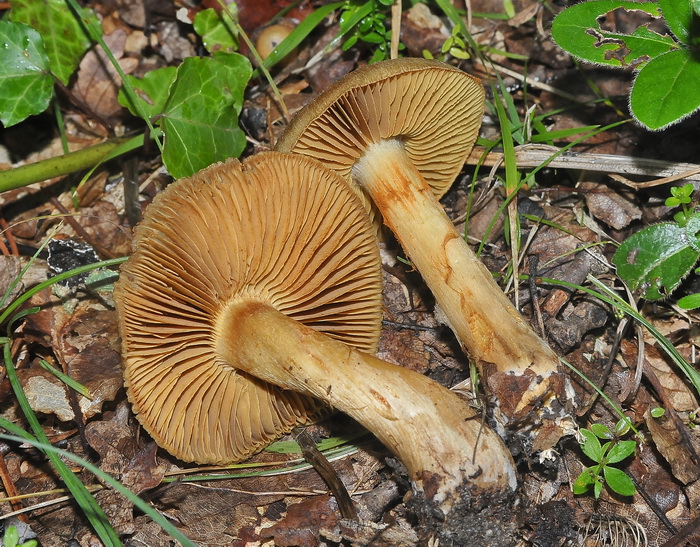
(1, 0, 699, 545)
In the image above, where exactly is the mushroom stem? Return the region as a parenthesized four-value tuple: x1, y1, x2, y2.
(353, 139, 560, 410)
(217, 299, 517, 511)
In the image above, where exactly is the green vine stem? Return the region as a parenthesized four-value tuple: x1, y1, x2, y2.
(0, 135, 143, 193)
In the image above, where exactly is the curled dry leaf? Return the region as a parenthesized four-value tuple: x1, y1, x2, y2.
(54, 306, 123, 418)
(580, 181, 642, 230)
(645, 407, 700, 485)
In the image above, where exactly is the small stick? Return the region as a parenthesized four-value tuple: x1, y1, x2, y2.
(294, 428, 358, 520)
(469, 144, 700, 184)
(390, 0, 401, 60)
(0, 217, 19, 256)
(0, 452, 28, 522)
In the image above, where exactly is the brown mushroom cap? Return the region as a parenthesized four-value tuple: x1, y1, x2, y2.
(275, 58, 484, 212)
(114, 152, 382, 465)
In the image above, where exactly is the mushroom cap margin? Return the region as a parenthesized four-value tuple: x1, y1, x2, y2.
(276, 58, 485, 208)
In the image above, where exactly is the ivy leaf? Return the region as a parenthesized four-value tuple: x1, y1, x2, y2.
(10, 0, 96, 85)
(193, 8, 238, 54)
(0, 21, 53, 127)
(118, 66, 177, 119)
(603, 466, 636, 496)
(551, 0, 677, 68)
(612, 215, 700, 300)
(606, 440, 636, 464)
(160, 53, 252, 178)
(630, 48, 700, 130)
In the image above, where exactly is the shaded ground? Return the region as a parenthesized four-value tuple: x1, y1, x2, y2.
(1, 0, 700, 545)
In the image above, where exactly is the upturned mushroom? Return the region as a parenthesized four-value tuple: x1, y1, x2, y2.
(275, 58, 572, 435)
(114, 152, 517, 515)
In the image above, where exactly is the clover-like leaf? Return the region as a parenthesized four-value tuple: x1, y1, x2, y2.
(573, 468, 596, 495)
(679, 292, 700, 310)
(589, 423, 613, 440)
(593, 478, 603, 498)
(614, 418, 632, 436)
(10, 0, 96, 85)
(0, 21, 53, 127)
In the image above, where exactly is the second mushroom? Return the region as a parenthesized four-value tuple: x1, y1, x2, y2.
(276, 58, 573, 436)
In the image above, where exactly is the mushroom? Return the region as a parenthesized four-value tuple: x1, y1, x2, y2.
(275, 58, 570, 433)
(255, 21, 295, 63)
(115, 151, 517, 515)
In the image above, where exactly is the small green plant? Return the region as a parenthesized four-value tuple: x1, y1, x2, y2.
(551, 0, 700, 130)
(339, 0, 401, 63)
(573, 420, 637, 498)
(2, 526, 37, 547)
(439, 26, 472, 60)
(612, 183, 700, 309)
(650, 406, 666, 418)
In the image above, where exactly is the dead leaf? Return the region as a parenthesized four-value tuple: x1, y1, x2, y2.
(643, 338, 699, 412)
(54, 306, 123, 419)
(400, 3, 450, 57)
(263, 495, 340, 547)
(71, 30, 138, 123)
(580, 181, 641, 230)
(644, 408, 700, 484)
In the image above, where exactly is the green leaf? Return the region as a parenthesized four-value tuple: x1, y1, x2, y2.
(630, 48, 700, 130)
(160, 53, 252, 178)
(613, 215, 700, 300)
(580, 429, 605, 462)
(0, 21, 53, 127)
(659, 0, 692, 44)
(573, 468, 596, 494)
(614, 417, 632, 436)
(4, 525, 19, 547)
(551, 0, 677, 68)
(193, 8, 238, 53)
(679, 292, 700, 309)
(10, 0, 96, 85)
(594, 478, 603, 498)
(606, 440, 636, 463)
(603, 466, 636, 496)
(651, 406, 666, 418)
(118, 66, 177, 119)
(589, 423, 613, 439)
